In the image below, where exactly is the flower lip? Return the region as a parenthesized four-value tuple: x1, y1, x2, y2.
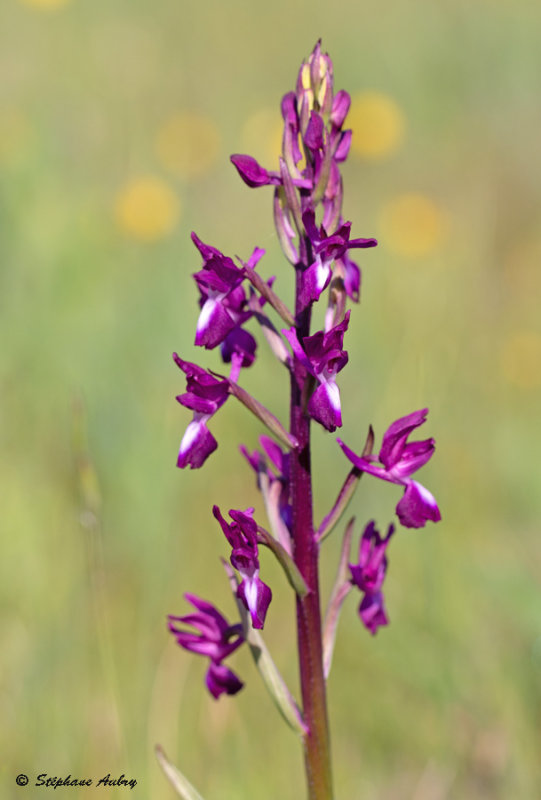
(396, 480, 441, 528)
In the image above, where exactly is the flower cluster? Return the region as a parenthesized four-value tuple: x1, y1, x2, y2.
(168, 40, 441, 718)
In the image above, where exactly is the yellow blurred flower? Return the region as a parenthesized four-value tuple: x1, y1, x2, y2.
(155, 112, 220, 179)
(348, 91, 405, 160)
(19, 0, 70, 8)
(241, 108, 283, 167)
(379, 193, 448, 258)
(503, 238, 541, 295)
(114, 177, 180, 242)
(500, 332, 541, 389)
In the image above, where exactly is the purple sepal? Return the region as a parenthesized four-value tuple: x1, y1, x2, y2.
(281, 91, 298, 128)
(191, 232, 228, 261)
(379, 408, 434, 475)
(168, 593, 245, 699)
(230, 154, 280, 188)
(341, 255, 361, 302)
(334, 129, 352, 163)
(330, 90, 351, 129)
(304, 111, 325, 152)
(337, 409, 441, 528)
(221, 327, 257, 368)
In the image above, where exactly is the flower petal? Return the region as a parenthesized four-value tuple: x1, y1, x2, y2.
(230, 154, 278, 187)
(195, 297, 237, 349)
(220, 327, 257, 368)
(330, 90, 351, 128)
(379, 408, 428, 470)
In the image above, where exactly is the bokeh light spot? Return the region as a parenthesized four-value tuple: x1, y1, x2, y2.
(114, 177, 180, 242)
(19, 0, 70, 8)
(155, 112, 220, 179)
(379, 193, 448, 257)
(241, 108, 283, 167)
(500, 331, 541, 389)
(348, 91, 405, 160)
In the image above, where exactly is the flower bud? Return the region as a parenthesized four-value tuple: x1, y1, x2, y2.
(296, 40, 334, 117)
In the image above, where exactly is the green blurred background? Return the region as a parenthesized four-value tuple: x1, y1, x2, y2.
(2, 0, 540, 798)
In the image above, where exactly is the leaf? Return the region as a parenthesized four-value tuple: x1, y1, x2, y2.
(317, 425, 374, 541)
(279, 157, 304, 235)
(224, 377, 299, 451)
(155, 745, 206, 800)
(323, 517, 355, 679)
(260, 474, 292, 551)
(257, 524, 309, 598)
(247, 295, 291, 366)
(243, 265, 295, 327)
(222, 560, 307, 737)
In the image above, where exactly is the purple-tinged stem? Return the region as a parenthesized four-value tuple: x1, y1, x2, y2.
(291, 261, 333, 800)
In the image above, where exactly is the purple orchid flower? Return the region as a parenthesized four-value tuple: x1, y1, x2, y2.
(301, 211, 377, 306)
(337, 409, 441, 528)
(173, 354, 236, 469)
(191, 232, 265, 351)
(283, 312, 350, 432)
(212, 506, 272, 630)
(240, 436, 291, 533)
(191, 232, 246, 349)
(168, 593, 245, 699)
(349, 521, 395, 635)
